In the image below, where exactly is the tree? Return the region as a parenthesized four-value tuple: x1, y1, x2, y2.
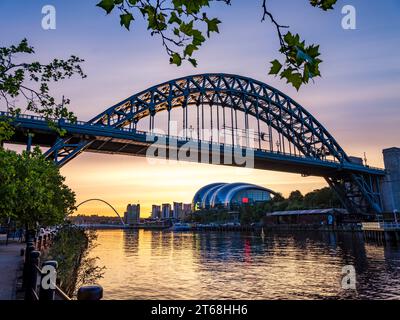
(0, 147, 76, 230)
(0, 39, 84, 230)
(0, 117, 13, 144)
(240, 205, 253, 225)
(97, 0, 338, 90)
(288, 190, 304, 202)
(0, 38, 86, 135)
(272, 192, 285, 202)
(0, 147, 18, 220)
(303, 187, 341, 209)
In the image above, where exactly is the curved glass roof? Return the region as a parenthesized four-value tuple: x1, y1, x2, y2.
(192, 182, 275, 209)
(192, 183, 226, 210)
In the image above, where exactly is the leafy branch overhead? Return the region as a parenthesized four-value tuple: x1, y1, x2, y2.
(97, 0, 337, 90)
(0, 39, 86, 134)
(268, 32, 322, 91)
(97, 0, 227, 68)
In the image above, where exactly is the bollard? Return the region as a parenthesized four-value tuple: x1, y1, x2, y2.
(26, 241, 35, 252)
(26, 232, 34, 244)
(22, 244, 35, 288)
(39, 260, 58, 301)
(25, 250, 41, 301)
(25, 244, 35, 264)
(77, 285, 103, 300)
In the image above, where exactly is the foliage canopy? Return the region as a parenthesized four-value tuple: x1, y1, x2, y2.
(0, 147, 76, 228)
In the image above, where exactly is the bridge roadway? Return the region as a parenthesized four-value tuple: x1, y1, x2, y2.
(2, 112, 385, 178)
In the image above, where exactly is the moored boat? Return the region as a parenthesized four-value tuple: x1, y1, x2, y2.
(170, 223, 192, 231)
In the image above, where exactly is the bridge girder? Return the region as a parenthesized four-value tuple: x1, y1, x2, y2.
(4, 73, 385, 215)
(89, 74, 349, 164)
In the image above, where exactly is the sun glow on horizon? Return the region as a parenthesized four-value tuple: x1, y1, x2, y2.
(63, 152, 327, 218)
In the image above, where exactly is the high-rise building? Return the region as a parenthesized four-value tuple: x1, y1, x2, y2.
(161, 203, 171, 219)
(124, 203, 140, 225)
(173, 202, 183, 219)
(151, 205, 161, 219)
(182, 203, 192, 219)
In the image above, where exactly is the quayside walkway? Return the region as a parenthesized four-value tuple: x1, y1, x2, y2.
(0, 241, 24, 300)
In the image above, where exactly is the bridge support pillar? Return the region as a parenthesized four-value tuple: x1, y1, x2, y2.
(381, 147, 400, 212)
(26, 132, 32, 153)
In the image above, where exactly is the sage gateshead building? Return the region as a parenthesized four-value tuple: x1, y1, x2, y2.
(192, 182, 275, 211)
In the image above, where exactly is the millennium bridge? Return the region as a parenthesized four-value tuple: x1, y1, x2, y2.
(3, 73, 396, 215)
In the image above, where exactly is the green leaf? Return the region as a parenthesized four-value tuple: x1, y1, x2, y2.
(180, 21, 194, 36)
(96, 0, 115, 14)
(303, 64, 310, 83)
(188, 58, 198, 67)
(120, 12, 134, 30)
(309, 0, 337, 11)
(306, 45, 320, 58)
(184, 44, 197, 57)
(173, 28, 180, 36)
(205, 18, 221, 37)
(284, 32, 298, 47)
(168, 11, 182, 25)
(287, 72, 303, 91)
(170, 53, 182, 66)
(269, 59, 282, 75)
(192, 29, 205, 46)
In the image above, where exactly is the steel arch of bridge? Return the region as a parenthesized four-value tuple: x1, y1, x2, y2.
(89, 73, 349, 164)
(41, 73, 384, 215)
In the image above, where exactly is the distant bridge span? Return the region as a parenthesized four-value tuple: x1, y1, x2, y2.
(2, 73, 386, 215)
(75, 198, 125, 225)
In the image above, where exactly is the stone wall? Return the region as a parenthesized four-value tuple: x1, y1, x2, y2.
(381, 147, 400, 212)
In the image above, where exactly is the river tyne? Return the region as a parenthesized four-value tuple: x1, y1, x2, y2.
(89, 229, 400, 300)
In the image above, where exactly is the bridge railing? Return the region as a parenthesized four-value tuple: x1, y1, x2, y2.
(1, 111, 47, 122)
(2, 111, 337, 161)
(1, 111, 385, 172)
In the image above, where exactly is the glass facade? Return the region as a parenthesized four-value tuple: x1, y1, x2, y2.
(192, 182, 274, 210)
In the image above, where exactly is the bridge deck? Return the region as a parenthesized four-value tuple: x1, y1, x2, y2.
(2, 112, 385, 177)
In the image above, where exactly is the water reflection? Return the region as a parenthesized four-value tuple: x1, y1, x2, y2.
(89, 230, 400, 300)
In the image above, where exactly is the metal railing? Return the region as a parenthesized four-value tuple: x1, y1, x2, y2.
(380, 222, 400, 230)
(22, 233, 103, 301)
(362, 222, 400, 231)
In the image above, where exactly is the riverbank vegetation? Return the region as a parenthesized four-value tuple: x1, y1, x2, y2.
(42, 224, 105, 296)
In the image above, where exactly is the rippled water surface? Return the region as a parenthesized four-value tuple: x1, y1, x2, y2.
(90, 229, 400, 299)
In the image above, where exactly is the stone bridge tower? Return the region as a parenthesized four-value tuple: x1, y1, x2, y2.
(381, 147, 400, 213)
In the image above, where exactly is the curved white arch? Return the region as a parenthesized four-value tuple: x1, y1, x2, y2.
(75, 198, 125, 225)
